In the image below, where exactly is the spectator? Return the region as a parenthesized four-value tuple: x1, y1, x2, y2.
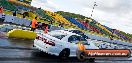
(42, 23, 48, 33)
(37, 22, 42, 29)
(31, 17, 38, 31)
(44, 25, 48, 33)
(129, 38, 132, 43)
(13, 11, 17, 16)
(0, 6, 5, 22)
(49, 20, 53, 24)
(59, 23, 63, 28)
(0, 6, 3, 14)
(109, 35, 113, 40)
(23, 12, 29, 18)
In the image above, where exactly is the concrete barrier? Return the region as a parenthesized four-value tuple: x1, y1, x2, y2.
(3, 15, 31, 27)
(0, 13, 2, 18)
(85, 33, 132, 47)
(22, 19, 31, 27)
(4, 15, 14, 23)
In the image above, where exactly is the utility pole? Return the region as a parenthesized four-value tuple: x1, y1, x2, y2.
(90, 2, 98, 17)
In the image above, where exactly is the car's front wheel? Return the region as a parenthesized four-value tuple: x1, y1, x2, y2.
(76, 51, 85, 61)
(59, 49, 70, 59)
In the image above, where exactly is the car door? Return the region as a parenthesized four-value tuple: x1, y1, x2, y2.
(68, 35, 79, 56)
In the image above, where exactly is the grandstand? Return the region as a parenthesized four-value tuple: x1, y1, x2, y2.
(0, 0, 132, 42)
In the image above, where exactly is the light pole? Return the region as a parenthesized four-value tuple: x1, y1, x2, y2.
(91, 2, 98, 17)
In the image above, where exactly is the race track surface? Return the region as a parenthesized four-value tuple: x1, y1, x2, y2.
(0, 38, 132, 63)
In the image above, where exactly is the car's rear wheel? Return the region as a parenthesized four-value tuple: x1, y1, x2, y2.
(59, 49, 70, 59)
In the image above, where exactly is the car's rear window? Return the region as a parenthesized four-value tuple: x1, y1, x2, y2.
(48, 30, 68, 40)
(52, 35, 66, 40)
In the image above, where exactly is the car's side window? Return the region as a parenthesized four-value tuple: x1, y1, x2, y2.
(72, 30, 81, 34)
(68, 35, 79, 43)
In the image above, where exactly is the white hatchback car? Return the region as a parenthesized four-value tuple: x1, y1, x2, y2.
(34, 30, 99, 58)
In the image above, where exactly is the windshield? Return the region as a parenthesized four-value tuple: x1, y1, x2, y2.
(69, 30, 83, 35)
(77, 36, 87, 41)
(68, 35, 87, 44)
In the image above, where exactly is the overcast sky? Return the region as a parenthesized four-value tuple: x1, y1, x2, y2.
(31, 0, 132, 34)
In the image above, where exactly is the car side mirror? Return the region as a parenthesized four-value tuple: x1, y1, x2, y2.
(75, 42, 79, 44)
(87, 42, 90, 45)
(70, 41, 72, 43)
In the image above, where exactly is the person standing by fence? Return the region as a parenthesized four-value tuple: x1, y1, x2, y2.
(13, 11, 17, 16)
(44, 24, 48, 33)
(31, 17, 38, 31)
(0, 6, 5, 22)
(42, 23, 48, 34)
(0, 6, 3, 14)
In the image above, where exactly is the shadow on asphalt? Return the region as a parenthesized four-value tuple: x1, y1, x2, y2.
(30, 51, 91, 63)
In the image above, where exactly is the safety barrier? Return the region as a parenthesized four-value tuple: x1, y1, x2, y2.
(3, 14, 31, 27)
(0, 24, 14, 32)
(1, 14, 74, 31)
(85, 33, 132, 47)
(4, 14, 14, 23)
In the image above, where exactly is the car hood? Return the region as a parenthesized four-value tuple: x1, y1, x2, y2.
(84, 41, 99, 49)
